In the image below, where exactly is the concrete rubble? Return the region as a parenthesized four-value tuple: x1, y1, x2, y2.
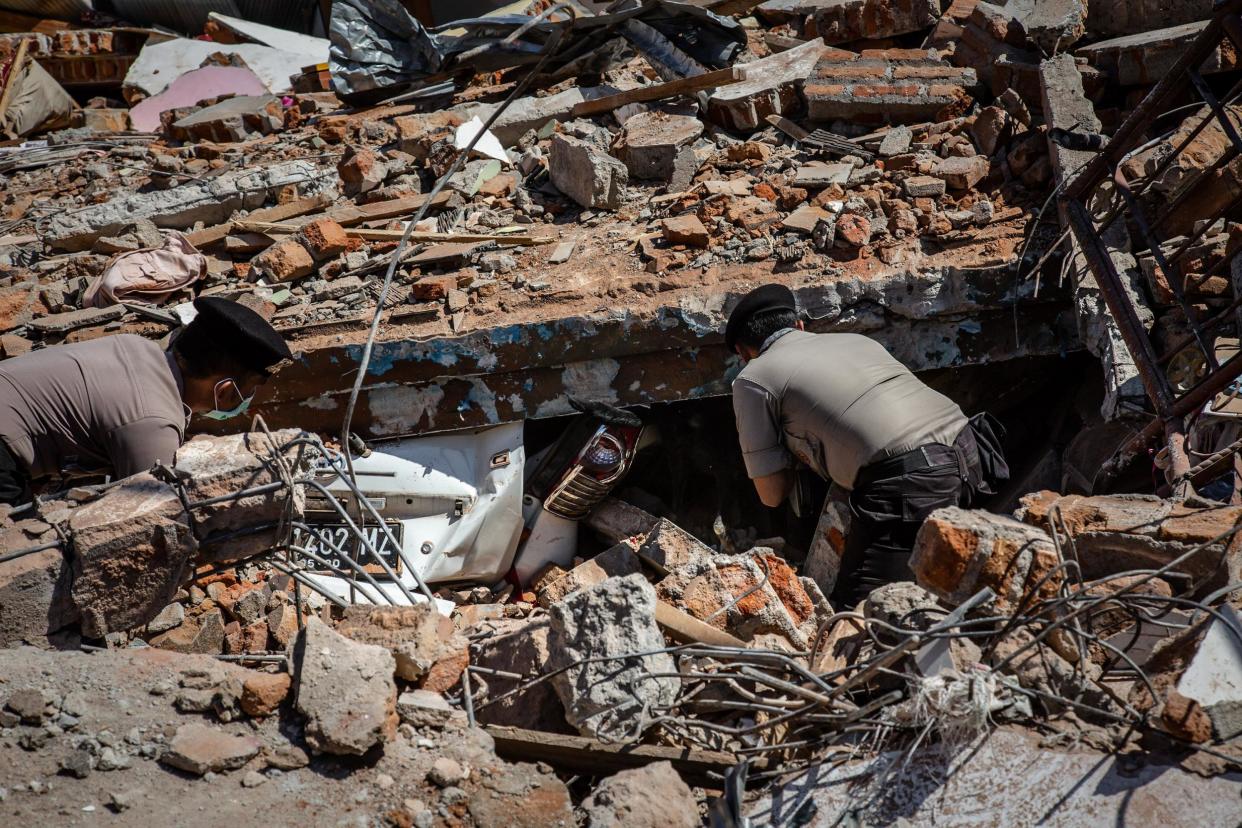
(1, 1, 1242, 825)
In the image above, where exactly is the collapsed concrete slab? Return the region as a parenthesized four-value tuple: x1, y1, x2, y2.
(548, 573, 677, 743)
(293, 616, 398, 756)
(44, 159, 337, 252)
(804, 50, 978, 125)
(1085, 0, 1214, 38)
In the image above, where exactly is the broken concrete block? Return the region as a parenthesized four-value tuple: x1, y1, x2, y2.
(537, 540, 641, 607)
(911, 506, 1062, 612)
(971, 0, 1086, 55)
(809, 0, 939, 44)
(171, 430, 314, 562)
(1017, 492, 1242, 591)
(660, 214, 710, 248)
(150, 609, 226, 654)
(64, 473, 195, 639)
(160, 723, 261, 775)
(335, 604, 468, 692)
(252, 237, 315, 282)
(469, 616, 570, 733)
(27, 305, 125, 335)
(338, 146, 388, 196)
(635, 517, 713, 573)
(582, 761, 699, 828)
(1080, 21, 1232, 87)
(168, 95, 284, 143)
(781, 204, 831, 234)
(298, 219, 349, 261)
(240, 672, 291, 717)
(707, 39, 834, 132)
(932, 155, 989, 189)
(293, 617, 398, 756)
(794, 163, 853, 188)
(396, 689, 456, 729)
(614, 111, 703, 185)
(45, 160, 333, 253)
(902, 174, 946, 198)
(878, 125, 913, 157)
(0, 545, 76, 648)
(549, 134, 628, 210)
(805, 50, 977, 125)
(548, 574, 677, 742)
(970, 106, 1011, 156)
(656, 551, 816, 648)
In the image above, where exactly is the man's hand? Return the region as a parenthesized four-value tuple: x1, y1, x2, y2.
(753, 470, 793, 508)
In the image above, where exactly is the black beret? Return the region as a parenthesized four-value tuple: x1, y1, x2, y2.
(724, 284, 797, 352)
(183, 296, 292, 375)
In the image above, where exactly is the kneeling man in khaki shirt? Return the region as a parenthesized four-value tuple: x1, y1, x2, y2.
(726, 284, 1004, 606)
(0, 297, 291, 505)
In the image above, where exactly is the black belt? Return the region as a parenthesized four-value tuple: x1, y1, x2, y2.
(853, 426, 974, 490)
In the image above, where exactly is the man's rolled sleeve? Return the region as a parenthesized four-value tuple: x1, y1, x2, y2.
(732, 378, 793, 479)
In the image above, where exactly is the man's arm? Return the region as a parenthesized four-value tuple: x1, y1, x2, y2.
(732, 378, 794, 507)
(106, 418, 183, 479)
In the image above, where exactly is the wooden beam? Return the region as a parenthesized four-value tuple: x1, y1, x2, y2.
(233, 221, 556, 246)
(571, 66, 744, 118)
(185, 193, 332, 248)
(0, 37, 31, 129)
(656, 601, 746, 647)
(485, 725, 750, 785)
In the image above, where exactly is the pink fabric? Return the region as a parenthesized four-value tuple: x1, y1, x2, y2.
(129, 65, 268, 132)
(84, 232, 206, 308)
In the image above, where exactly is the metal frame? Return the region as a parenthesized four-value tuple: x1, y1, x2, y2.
(1063, 0, 1242, 495)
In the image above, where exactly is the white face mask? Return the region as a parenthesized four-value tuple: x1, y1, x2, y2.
(204, 379, 254, 421)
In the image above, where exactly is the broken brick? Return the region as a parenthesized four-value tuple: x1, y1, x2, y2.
(252, 237, 315, 282)
(298, 219, 349, 262)
(660, 214, 710, 248)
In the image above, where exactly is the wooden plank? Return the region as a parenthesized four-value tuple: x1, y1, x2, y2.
(185, 193, 332, 248)
(326, 191, 452, 225)
(571, 66, 743, 118)
(655, 601, 746, 648)
(766, 113, 810, 142)
(0, 37, 31, 128)
(485, 725, 748, 785)
(234, 221, 555, 245)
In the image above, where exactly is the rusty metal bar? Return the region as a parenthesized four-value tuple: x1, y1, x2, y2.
(1065, 200, 1176, 412)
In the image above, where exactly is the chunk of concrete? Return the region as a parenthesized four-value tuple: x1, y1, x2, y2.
(911, 506, 1062, 611)
(549, 134, 628, 210)
(293, 617, 398, 755)
(27, 305, 125, 335)
(582, 761, 699, 828)
(167, 95, 284, 142)
(335, 604, 468, 692)
(656, 550, 816, 648)
(45, 160, 334, 253)
(65, 473, 196, 639)
(548, 574, 677, 742)
(469, 616, 570, 733)
(457, 84, 626, 146)
(537, 540, 641, 607)
(1079, 21, 1230, 87)
(660, 214, 710, 248)
(396, 689, 456, 729)
(614, 111, 702, 184)
(932, 155, 989, 189)
(635, 517, 713, 573)
(0, 545, 76, 648)
(160, 723, 261, 775)
(1085, 0, 1212, 38)
(707, 39, 834, 132)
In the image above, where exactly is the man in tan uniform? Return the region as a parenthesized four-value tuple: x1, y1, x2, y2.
(727, 284, 1006, 605)
(0, 297, 291, 506)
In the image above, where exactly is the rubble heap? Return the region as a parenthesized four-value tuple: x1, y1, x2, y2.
(2, 0, 1242, 825)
